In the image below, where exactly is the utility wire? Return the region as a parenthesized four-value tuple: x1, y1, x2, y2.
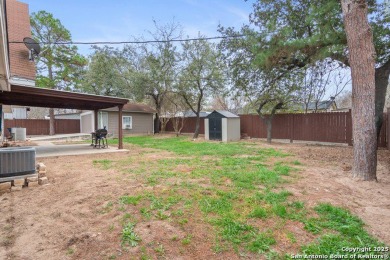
(9, 34, 246, 45)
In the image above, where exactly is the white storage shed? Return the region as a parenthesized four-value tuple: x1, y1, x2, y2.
(205, 110, 240, 142)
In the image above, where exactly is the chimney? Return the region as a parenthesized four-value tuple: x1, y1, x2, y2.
(6, 0, 36, 83)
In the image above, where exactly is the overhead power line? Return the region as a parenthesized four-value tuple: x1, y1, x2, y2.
(9, 34, 246, 45)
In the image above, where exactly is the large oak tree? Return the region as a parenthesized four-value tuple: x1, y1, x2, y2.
(220, 0, 388, 179)
(341, 0, 377, 180)
(30, 11, 86, 135)
(177, 37, 225, 139)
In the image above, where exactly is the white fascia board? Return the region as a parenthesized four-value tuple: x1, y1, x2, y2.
(8, 76, 35, 87)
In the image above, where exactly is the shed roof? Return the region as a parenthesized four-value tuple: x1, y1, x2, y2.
(207, 110, 240, 118)
(102, 103, 156, 114)
(306, 100, 336, 110)
(0, 85, 129, 110)
(182, 110, 210, 118)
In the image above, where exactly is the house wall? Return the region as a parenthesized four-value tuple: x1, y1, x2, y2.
(55, 114, 80, 120)
(80, 111, 93, 133)
(6, 0, 35, 80)
(3, 105, 27, 119)
(107, 111, 153, 137)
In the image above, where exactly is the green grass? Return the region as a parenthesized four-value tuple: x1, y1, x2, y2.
(121, 222, 141, 247)
(182, 235, 193, 245)
(200, 197, 233, 214)
(93, 159, 112, 170)
(66, 248, 75, 255)
(248, 207, 269, 219)
(247, 232, 276, 253)
(120, 195, 143, 206)
(213, 216, 255, 245)
(255, 190, 292, 204)
(301, 203, 386, 257)
(108, 136, 388, 257)
(122, 136, 253, 156)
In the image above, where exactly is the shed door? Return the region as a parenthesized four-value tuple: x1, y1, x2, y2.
(209, 118, 222, 140)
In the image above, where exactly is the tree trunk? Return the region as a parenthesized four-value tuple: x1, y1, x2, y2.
(192, 115, 200, 139)
(374, 60, 390, 138)
(265, 118, 272, 143)
(341, 0, 377, 181)
(160, 117, 169, 133)
(154, 114, 160, 134)
(153, 96, 162, 134)
(192, 90, 203, 139)
(48, 64, 55, 136)
(49, 108, 55, 136)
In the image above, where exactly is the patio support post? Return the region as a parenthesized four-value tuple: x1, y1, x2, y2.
(94, 109, 99, 131)
(118, 105, 123, 149)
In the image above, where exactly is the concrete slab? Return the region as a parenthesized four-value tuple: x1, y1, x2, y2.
(36, 141, 56, 146)
(35, 143, 128, 158)
(29, 133, 91, 142)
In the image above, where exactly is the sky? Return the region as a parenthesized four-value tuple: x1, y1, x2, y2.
(21, 0, 352, 100)
(22, 0, 254, 55)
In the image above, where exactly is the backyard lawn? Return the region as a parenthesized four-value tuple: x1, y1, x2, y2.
(1, 135, 389, 259)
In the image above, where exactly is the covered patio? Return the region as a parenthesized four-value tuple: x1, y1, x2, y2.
(0, 85, 129, 149)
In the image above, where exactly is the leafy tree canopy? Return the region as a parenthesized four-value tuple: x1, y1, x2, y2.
(30, 10, 87, 90)
(243, 0, 389, 68)
(81, 46, 130, 97)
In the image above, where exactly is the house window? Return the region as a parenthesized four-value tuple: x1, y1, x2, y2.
(122, 116, 132, 129)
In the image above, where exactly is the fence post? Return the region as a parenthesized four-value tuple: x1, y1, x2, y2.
(346, 109, 353, 146)
(250, 115, 257, 138)
(290, 114, 294, 143)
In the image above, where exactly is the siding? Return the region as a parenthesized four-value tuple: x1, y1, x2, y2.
(80, 112, 93, 133)
(107, 112, 153, 137)
(226, 118, 241, 142)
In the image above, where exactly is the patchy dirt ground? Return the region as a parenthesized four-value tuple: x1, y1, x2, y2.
(0, 139, 389, 260)
(1, 140, 38, 148)
(266, 141, 390, 245)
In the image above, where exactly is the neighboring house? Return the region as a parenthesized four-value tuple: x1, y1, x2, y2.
(305, 99, 337, 112)
(3, 105, 29, 119)
(45, 110, 81, 120)
(162, 110, 211, 118)
(164, 110, 211, 134)
(53, 113, 81, 120)
(80, 103, 155, 136)
(181, 110, 211, 118)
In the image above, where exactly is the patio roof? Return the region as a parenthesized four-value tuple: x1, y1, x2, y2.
(0, 85, 129, 110)
(1, 85, 129, 149)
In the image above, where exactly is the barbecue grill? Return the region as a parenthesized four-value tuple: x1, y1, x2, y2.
(92, 128, 108, 148)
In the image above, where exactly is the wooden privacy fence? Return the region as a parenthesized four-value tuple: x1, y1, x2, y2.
(4, 119, 80, 135)
(241, 112, 353, 145)
(164, 118, 205, 134)
(240, 111, 387, 147)
(164, 111, 388, 148)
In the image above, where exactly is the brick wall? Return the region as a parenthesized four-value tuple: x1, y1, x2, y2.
(6, 0, 35, 80)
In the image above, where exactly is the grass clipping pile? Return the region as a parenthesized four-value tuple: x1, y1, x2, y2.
(0, 136, 389, 260)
